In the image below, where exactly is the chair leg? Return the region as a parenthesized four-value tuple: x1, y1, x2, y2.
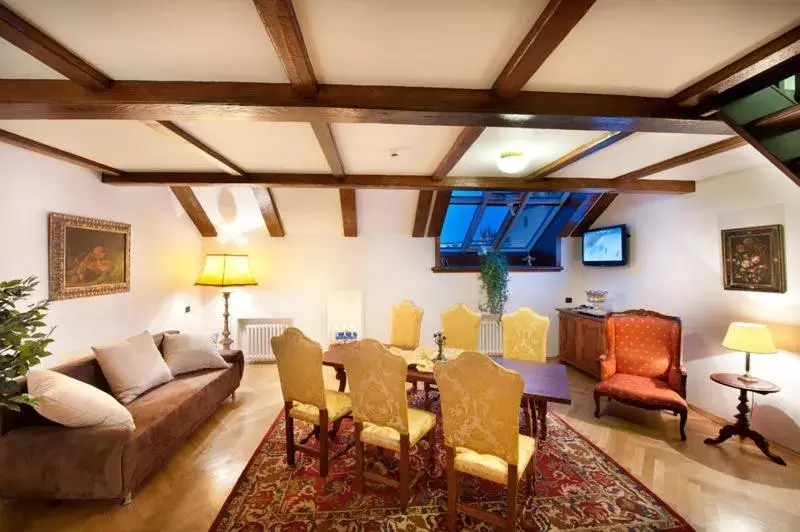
(679, 409, 688, 441)
(593, 392, 602, 418)
(424, 382, 431, 410)
(319, 409, 329, 477)
(284, 402, 295, 467)
(399, 435, 410, 510)
(507, 464, 519, 531)
(446, 447, 458, 532)
(354, 422, 364, 493)
(427, 425, 437, 475)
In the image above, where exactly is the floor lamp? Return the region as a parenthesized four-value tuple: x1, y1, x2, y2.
(196, 254, 257, 350)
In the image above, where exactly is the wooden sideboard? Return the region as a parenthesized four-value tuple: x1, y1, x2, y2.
(557, 308, 606, 378)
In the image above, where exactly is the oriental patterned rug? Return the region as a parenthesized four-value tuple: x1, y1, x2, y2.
(211, 393, 693, 531)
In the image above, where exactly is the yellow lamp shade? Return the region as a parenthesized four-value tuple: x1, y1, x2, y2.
(195, 254, 257, 287)
(722, 322, 777, 354)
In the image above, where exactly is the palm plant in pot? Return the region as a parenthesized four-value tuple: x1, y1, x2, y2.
(0, 277, 53, 412)
(478, 251, 509, 318)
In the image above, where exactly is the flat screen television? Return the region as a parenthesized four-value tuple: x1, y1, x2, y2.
(582, 224, 628, 266)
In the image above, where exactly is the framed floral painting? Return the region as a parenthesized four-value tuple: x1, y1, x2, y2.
(721, 224, 786, 293)
(48, 213, 131, 300)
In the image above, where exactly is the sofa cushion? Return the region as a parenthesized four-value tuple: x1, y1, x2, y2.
(594, 373, 687, 410)
(93, 331, 174, 404)
(122, 365, 240, 491)
(27, 370, 134, 430)
(162, 333, 229, 376)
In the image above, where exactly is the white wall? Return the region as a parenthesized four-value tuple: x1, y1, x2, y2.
(574, 164, 800, 451)
(198, 189, 579, 356)
(0, 143, 205, 366)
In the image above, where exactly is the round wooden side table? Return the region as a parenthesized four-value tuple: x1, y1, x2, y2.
(704, 372, 785, 466)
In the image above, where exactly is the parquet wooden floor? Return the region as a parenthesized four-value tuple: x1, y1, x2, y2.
(1, 364, 798, 532)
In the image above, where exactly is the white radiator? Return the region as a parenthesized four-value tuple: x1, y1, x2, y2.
(244, 321, 289, 363)
(479, 319, 503, 356)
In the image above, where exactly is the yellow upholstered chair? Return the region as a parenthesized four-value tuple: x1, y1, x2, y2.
(272, 327, 352, 477)
(441, 303, 481, 351)
(390, 299, 424, 350)
(435, 352, 536, 531)
(501, 307, 550, 362)
(342, 339, 437, 510)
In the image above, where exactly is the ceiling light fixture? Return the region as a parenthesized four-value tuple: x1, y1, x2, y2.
(496, 150, 530, 174)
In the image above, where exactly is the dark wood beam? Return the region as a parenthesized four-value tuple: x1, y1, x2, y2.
(143, 121, 247, 175)
(170, 186, 217, 237)
(493, 0, 596, 97)
(252, 0, 317, 96)
(103, 172, 696, 194)
(0, 128, 120, 174)
(558, 193, 601, 237)
(310, 121, 345, 176)
(0, 5, 111, 90)
(0, 80, 730, 134)
(748, 103, 800, 139)
(426, 191, 452, 238)
(412, 190, 434, 237)
(572, 193, 617, 236)
(719, 113, 800, 188)
(432, 126, 485, 179)
(527, 131, 632, 179)
(673, 25, 800, 110)
(614, 136, 747, 182)
(252, 186, 286, 237)
(338, 188, 358, 237)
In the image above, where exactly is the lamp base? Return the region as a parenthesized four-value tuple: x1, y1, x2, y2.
(737, 373, 758, 383)
(220, 291, 233, 350)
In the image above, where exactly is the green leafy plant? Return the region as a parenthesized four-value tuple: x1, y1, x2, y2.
(478, 251, 510, 315)
(1, 277, 53, 412)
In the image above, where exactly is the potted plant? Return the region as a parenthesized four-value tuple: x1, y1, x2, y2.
(1, 277, 53, 412)
(478, 251, 509, 319)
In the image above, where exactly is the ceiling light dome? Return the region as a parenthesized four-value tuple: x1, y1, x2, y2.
(496, 149, 530, 174)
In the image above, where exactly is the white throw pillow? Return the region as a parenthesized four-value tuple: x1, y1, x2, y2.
(162, 333, 230, 376)
(93, 331, 174, 404)
(27, 370, 135, 430)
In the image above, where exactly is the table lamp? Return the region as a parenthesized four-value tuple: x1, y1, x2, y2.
(196, 254, 257, 350)
(721, 322, 777, 383)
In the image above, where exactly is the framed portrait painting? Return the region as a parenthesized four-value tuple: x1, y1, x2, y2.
(48, 213, 131, 300)
(721, 224, 786, 293)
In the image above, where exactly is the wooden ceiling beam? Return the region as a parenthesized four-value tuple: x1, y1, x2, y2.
(143, 121, 247, 175)
(426, 191, 452, 237)
(526, 131, 632, 179)
(338, 188, 358, 237)
(412, 190, 434, 237)
(613, 136, 747, 182)
(571, 193, 617, 236)
(493, 0, 596, 97)
(252, 0, 317, 96)
(102, 172, 696, 194)
(748, 103, 800, 139)
(0, 128, 120, 174)
(252, 186, 286, 237)
(672, 25, 800, 111)
(0, 5, 111, 90)
(432, 126, 485, 180)
(558, 193, 601, 237)
(170, 186, 218, 237)
(0, 80, 730, 134)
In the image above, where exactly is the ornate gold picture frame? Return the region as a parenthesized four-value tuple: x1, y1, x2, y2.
(721, 224, 786, 293)
(48, 213, 131, 300)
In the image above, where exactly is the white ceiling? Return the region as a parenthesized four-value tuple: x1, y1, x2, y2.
(332, 124, 462, 175)
(2, 0, 288, 82)
(271, 188, 343, 236)
(191, 186, 266, 243)
(176, 121, 331, 173)
(451, 128, 607, 177)
(357, 189, 419, 236)
(0, 39, 65, 79)
(0, 120, 220, 171)
(525, 0, 800, 96)
(550, 132, 735, 179)
(294, 0, 547, 88)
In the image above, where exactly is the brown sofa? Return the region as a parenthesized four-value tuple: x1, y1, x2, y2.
(0, 332, 244, 504)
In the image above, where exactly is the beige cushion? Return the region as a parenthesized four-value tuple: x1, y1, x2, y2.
(92, 331, 174, 404)
(27, 370, 134, 430)
(162, 333, 229, 376)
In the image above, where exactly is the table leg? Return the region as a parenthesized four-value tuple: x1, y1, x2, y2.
(535, 401, 547, 441)
(704, 389, 786, 466)
(335, 366, 347, 392)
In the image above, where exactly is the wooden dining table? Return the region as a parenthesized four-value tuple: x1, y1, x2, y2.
(323, 345, 572, 441)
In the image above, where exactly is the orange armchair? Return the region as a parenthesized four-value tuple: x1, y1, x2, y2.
(593, 310, 688, 440)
